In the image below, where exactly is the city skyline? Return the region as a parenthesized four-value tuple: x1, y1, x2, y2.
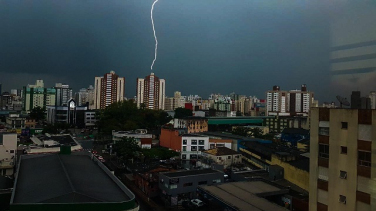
(1, 1, 376, 103)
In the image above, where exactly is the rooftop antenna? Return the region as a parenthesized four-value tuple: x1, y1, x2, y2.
(336, 95, 350, 108)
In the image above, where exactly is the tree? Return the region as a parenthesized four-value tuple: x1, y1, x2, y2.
(113, 137, 141, 162)
(96, 100, 171, 136)
(174, 108, 192, 119)
(29, 106, 46, 122)
(248, 127, 263, 138)
(232, 126, 249, 137)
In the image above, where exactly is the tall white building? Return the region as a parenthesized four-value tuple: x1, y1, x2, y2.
(136, 73, 165, 110)
(22, 80, 56, 112)
(94, 71, 125, 109)
(266, 85, 314, 116)
(76, 85, 94, 107)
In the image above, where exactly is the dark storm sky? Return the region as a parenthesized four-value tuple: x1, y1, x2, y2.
(1, 0, 335, 101)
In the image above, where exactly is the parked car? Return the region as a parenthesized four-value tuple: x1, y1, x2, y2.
(191, 199, 204, 207)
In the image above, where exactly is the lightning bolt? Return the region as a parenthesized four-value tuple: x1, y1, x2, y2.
(151, 0, 159, 70)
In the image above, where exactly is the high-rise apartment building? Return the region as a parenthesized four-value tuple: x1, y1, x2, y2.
(266, 85, 314, 116)
(75, 85, 94, 107)
(136, 73, 165, 110)
(23, 80, 56, 112)
(309, 107, 376, 211)
(54, 83, 73, 106)
(94, 71, 125, 109)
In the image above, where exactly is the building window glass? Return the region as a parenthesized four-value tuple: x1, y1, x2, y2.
(183, 139, 187, 145)
(212, 179, 221, 184)
(191, 146, 197, 151)
(198, 181, 207, 185)
(319, 127, 329, 136)
(199, 140, 205, 145)
(341, 122, 348, 129)
(339, 195, 346, 204)
(340, 146, 347, 154)
(358, 151, 371, 167)
(228, 156, 231, 159)
(182, 146, 187, 151)
(198, 146, 205, 151)
(182, 154, 187, 159)
(340, 170, 347, 179)
(170, 184, 177, 189)
(319, 144, 329, 159)
(183, 182, 193, 187)
(191, 140, 197, 145)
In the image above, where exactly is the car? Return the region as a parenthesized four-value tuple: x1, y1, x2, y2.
(191, 199, 204, 207)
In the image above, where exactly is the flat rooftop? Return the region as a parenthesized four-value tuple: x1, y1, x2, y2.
(198, 181, 287, 211)
(161, 169, 221, 178)
(12, 152, 134, 204)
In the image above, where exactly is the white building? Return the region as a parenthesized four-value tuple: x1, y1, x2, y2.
(112, 130, 152, 149)
(266, 84, 314, 116)
(181, 134, 209, 160)
(0, 133, 17, 176)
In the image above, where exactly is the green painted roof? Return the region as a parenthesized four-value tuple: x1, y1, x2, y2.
(208, 119, 263, 125)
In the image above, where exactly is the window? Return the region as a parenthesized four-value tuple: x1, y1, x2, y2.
(182, 146, 187, 151)
(198, 181, 207, 185)
(212, 179, 221, 184)
(339, 195, 346, 204)
(191, 146, 197, 151)
(358, 151, 371, 167)
(182, 154, 187, 159)
(198, 146, 205, 151)
(341, 122, 348, 129)
(191, 140, 197, 145)
(228, 156, 231, 159)
(340, 171, 347, 179)
(199, 140, 205, 145)
(10, 150, 14, 153)
(183, 182, 193, 187)
(170, 184, 177, 189)
(319, 127, 329, 136)
(340, 146, 347, 154)
(183, 139, 187, 145)
(319, 144, 329, 159)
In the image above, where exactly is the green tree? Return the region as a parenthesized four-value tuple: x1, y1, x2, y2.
(29, 106, 46, 122)
(249, 127, 263, 138)
(114, 137, 141, 162)
(97, 100, 171, 136)
(232, 126, 249, 137)
(174, 108, 192, 119)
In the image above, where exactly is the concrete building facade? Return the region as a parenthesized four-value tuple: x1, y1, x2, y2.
(22, 80, 56, 112)
(0, 133, 17, 176)
(309, 108, 376, 211)
(94, 71, 125, 109)
(136, 73, 165, 110)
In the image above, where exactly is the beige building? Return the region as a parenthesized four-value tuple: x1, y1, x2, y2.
(94, 71, 125, 109)
(173, 117, 208, 134)
(310, 108, 376, 211)
(200, 147, 242, 169)
(0, 133, 17, 176)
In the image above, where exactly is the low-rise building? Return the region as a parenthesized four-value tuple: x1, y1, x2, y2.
(85, 111, 97, 128)
(173, 117, 208, 133)
(197, 180, 288, 211)
(112, 130, 152, 149)
(134, 167, 172, 198)
(24, 118, 37, 129)
(5, 114, 25, 130)
(159, 169, 224, 205)
(24, 134, 82, 154)
(0, 133, 17, 176)
(10, 151, 138, 211)
(199, 147, 242, 169)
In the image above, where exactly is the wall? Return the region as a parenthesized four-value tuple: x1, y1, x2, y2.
(159, 128, 182, 151)
(0, 133, 17, 176)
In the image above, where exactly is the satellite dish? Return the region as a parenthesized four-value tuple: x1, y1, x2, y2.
(336, 96, 350, 108)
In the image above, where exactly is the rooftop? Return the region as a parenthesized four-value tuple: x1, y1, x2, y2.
(203, 147, 240, 156)
(161, 169, 221, 178)
(12, 152, 135, 204)
(198, 181, 287, 211)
